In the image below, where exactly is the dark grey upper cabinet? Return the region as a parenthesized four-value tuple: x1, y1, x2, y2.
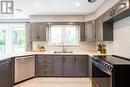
(95, 14, 113, 41)
(0, 59, 12, 87)
(95, 15, 104, 41)
(39, 23, 47, 41)
(30, 22, 47, 41)
(80, 22, 86, 41)
(53, 56, 64, 76)
(64, 56, 75, 76)
(74, 56, 88, 76)
(31, 23, 39, 41)
(85, 20, 96, 42)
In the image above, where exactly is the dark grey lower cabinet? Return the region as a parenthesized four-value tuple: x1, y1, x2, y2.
(74, 56, 88, 76)
(64, 56, 75, 76)
(36, 55, 89, 77)
(53, 56, 64, 76)
(37, 55, 53, 76)
(0, 58, 12, 87)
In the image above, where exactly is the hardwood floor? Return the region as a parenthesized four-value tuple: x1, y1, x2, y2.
(14, 78, 92, 87)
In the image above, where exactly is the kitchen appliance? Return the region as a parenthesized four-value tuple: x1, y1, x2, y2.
(15, 56, 35, 83)
(91, 55, 130, 87)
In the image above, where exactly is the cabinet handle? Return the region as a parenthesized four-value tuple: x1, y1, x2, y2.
(63, 58, 66, 62)
(0, 61, 9, 66)
(74, 58, 76, 62)
(85, 35, 87, 39)
(36, 35, 40, 40)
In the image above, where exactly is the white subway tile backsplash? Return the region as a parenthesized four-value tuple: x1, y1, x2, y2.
(113, 16, 130, 58)
(33, 42, 96, 53)
(101, 16, 130, 58)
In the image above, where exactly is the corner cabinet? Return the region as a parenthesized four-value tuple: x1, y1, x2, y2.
(0, 58, 12, 87)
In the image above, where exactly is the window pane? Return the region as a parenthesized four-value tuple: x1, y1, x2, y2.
(64, 25, 79, 45)
(49, 25, 79, 45)
(12, 28, 25, 52)
(0, 30, 6, 54)
(50, 26, 62, 45)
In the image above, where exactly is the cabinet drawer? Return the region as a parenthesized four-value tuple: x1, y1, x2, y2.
(38, 58, 52, 64)
(38, 70, 52, 76)
(38, 64, 53, 69)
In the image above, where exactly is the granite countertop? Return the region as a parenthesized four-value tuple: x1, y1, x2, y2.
(0, 51, 111, 61)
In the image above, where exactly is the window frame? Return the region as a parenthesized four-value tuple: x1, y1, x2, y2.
(0, 23, 25, 55)
(48, 24, 80, 46)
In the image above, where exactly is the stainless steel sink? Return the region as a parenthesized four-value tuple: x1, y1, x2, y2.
(54, 51, 73, 53)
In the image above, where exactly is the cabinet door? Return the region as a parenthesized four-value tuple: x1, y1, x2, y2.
(31, 22, 47, 41)
(53, 56, 64, 76)
(85, 21, 95, 41)
(0, 59, 11, 87)
(95, 15, 103, 41)
(39, 23, 46, 41)
(80, 22, 86, 41)
(74, 56, 88, 76)
(31, 23, 40, 41)
(64, 56, 75, 76)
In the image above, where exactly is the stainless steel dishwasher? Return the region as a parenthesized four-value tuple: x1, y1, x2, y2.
(15, 56, 35, 83)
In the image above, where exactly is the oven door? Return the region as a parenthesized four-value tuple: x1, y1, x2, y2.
(92, 62, 111, 87)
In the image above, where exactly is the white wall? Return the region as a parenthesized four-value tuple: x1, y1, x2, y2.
(30, 15, 85, 22)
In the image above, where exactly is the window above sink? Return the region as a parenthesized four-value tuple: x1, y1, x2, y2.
(48, 24, 80, 46)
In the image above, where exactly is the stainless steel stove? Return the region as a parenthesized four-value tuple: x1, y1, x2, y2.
(91, 55, 130, 87)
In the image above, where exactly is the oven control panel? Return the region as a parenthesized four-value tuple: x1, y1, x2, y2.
(92, 57, 113, 75)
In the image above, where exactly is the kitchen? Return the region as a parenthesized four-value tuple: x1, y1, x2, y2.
(0, 0, 130, 87)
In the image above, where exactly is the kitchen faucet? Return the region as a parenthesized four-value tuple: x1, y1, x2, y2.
(61, 42, 66, 52)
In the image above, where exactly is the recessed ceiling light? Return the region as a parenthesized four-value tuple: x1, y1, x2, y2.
(75, 2, 80, 7)
(88, 0, 96, 3)
(15, 9, 22, 13)
(35, 3, 40, 7)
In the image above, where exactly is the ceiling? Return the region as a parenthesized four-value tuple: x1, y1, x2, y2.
(0, 0, 105, 19)
(16, 0, 105, 16)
